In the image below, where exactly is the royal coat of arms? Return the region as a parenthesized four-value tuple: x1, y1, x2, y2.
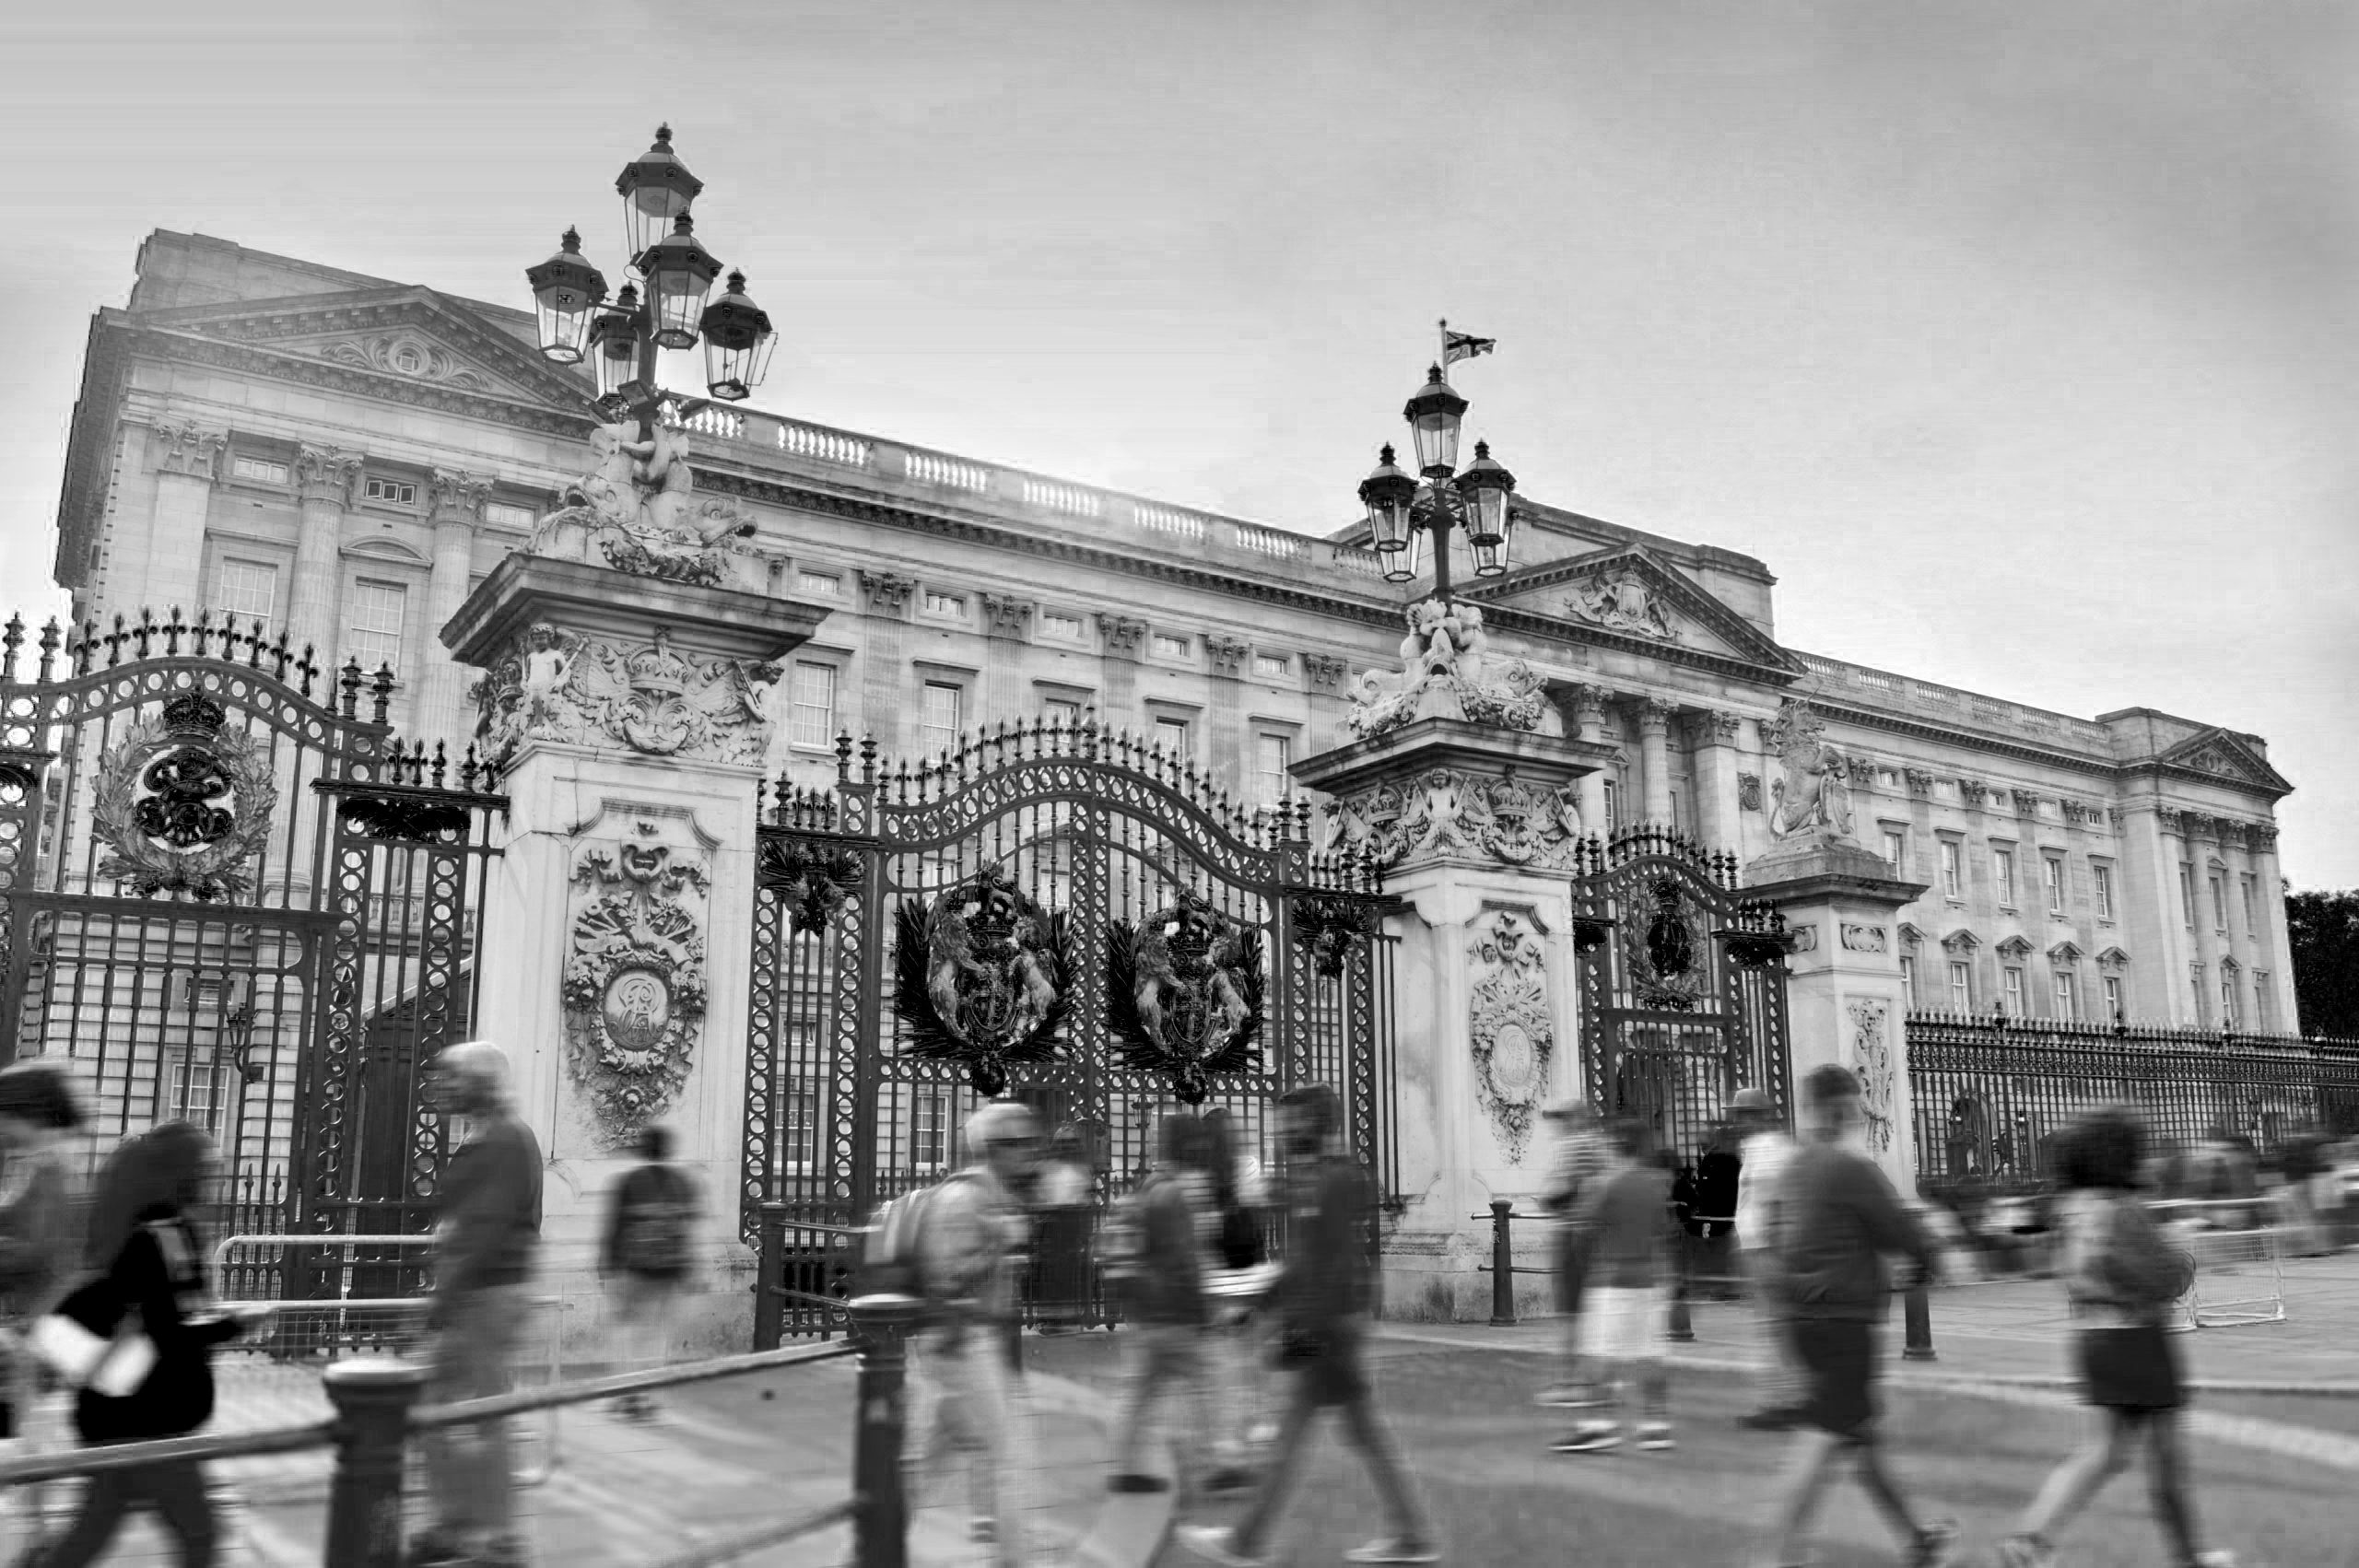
(891, 866, 1073, 1096)
(1626, 875, 1708, 1012)
(91, 690, 280, 901)
(561, 825, 712, 1145)
(1107, 892, 1265, 1105)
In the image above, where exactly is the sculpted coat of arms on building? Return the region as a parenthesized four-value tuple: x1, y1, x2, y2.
(1107, 892, 1266, 1105)
(529, 418, 758, 589)
(1763, 697, 1856, 843)
(1625, 875, 1708, 1012)
(562, 822, 712, 1146)
(470, 622, 782, 766)
(91, 690, 281, 902)
(1323, 766, 1584, 872)
(1468, 910, 1555, 1163)
(892, 866, 1074, 1096)
(1564, 568, 1677, 640)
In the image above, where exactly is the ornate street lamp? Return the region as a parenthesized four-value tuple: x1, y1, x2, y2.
(524, 124, 776, 429)
(1355, 321, 1521, 598)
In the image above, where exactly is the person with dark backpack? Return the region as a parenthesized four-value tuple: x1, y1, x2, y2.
(600, 1123, 700, 1422)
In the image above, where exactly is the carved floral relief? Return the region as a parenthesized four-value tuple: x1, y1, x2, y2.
(1468, 910, 1555, 1164)
(562, 821, 713, 1146)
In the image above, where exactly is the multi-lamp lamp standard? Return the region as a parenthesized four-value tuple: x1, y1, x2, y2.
(1356, 339, 1520, 596)
(521, 125, 779, 432)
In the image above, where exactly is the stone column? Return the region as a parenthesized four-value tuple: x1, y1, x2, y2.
(980, 592, 1034, 722)
(423, 469, 491, 743)
(1694, 709, 1743, 852)
(2178, 813, 2223, 1025)
(1563, 684, 1612, 837)
(2250, 825, 2298, 1032)
(127, 420, 226, 619)
(857, 570, 915, 753)
(1637, 696, 1676, 828)
(1097, 614, 1146, 731)
(1205, 633, 1250, 801)
(291, 445, 363, 682)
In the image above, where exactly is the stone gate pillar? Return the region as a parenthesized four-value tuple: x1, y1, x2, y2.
(442, 548, 830, 1352)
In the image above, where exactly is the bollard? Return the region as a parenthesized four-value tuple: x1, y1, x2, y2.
(1666, 1258, 1696, 1343)
(754, 1200, 789, 1352)
(850, 1292, 921, 1568)
(1488, 1200, 1517, 1327)
(1902, 1281, 1937, 1362)
(322, 1358, 428, 1568)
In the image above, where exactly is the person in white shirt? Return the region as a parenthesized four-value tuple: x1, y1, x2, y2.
(1730, 1086, 1802, 1429)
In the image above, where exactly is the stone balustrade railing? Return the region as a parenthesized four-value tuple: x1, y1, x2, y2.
(1800, 652, 2116, 751)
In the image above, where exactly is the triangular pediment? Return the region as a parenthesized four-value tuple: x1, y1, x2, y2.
(2152, 728, 2293, 795)
(133, 287, 593, 412)
(2048, 941, 2084, 965)
(1473, 545, 1805, 673)
(2096, 945, 2130, 968)
(1941, 929, 1981, 954)
(1995, 935, 2034, 960)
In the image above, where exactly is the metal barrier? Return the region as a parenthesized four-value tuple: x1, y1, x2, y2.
(2151, 1198, 2288, 1330)
(0, 1294, 921, 1567)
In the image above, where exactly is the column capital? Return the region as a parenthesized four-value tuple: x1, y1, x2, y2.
(147, 419, 227, 483)
(1096, 613, 1147, 661)
(2154, 806, 2188, 838)
(1636, 695, 1678, 733)
(1303, 653, 1350, 694)
(1708, 708, 1744, 744)
(857, 569, 915, 615)
(980, 592, 1035, 639)
(2249, 823, 2279, 854)
(294, 444, 365, 507)
(428, 467, 494, 525)
(1205, 632, 1251, 678)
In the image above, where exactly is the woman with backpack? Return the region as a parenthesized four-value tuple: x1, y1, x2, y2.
(25, 1121, 267, 1568)
(600, 1123, 701, 1422)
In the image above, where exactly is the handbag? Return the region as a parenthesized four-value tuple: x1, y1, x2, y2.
(28, 1309, 155, 1398)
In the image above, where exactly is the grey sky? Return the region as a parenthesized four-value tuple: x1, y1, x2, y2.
(4, 1, 2351, 882)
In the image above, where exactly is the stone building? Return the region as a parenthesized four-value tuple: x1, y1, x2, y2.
(50, 229, 2299, 1038)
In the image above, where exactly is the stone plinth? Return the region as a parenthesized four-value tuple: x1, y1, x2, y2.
(441, 554, 836, 1355)
(1745, 837, 1931, 1195)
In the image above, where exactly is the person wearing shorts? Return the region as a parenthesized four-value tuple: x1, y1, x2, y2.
(1553, 1117, 1679, 1455)
(1758, 1065, 1955, 1568)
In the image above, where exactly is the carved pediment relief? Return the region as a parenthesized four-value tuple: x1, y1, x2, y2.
(1474, 545, 1803, 673)
(2152, 727, 2293, 796)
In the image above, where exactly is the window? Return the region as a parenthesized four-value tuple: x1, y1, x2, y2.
(2054, 971, 2078, 1022)
(213, 559, 277, 634)
(1602, 779, 1620, 837)
(1948, 962, 1972, 1013)
(361, 477, 416, 506)
(1154, 716, 1191, 756)
(483, 501, 536, 531)
(2103, 975, 2122, 1023)
(922, 590, 965, 617)
(2045, 856, 2066, 915)
(392, 344, 425, 374)
(789, 661, 837, 749)
(1899, 955, 1918, 1011)
(1041, 611, 1086, 640)
(2190, 964, 2206, 1022)
(1881, 829, 1906, 870)
(346, 580, 406, 673)
(1151, 633, 1191, 661)
(911, 1089, 950, 1170)
(165, 1059, 227, 1137)
(1940, 840, 1963, 900)
(781, 1084, 818, 1168)
(2209, 874, 2227, 933)
(2240, 875, 2256, 934)
(2003, 966, 2025, 1016)
(1992, 848, 2015, 907)
(1043, 697, 1082, 728)
(797, 570, 842, 599)
(230, 453, 288, 486)
(2253, 973, 2271, 1031)
(1253, 653, 1291, 680)
(1254, 733, 1293, 811)
(920, 682, 962, 755)
(2093, 863, 2116, 921)
(2220, 972, 2237, 1027)
(2178, 865, 2195, 928)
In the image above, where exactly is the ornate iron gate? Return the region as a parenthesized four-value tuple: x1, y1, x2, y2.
(0, 612, 505, 1241)
(1569, 827, 1792, 1163)
(744, 725, 1395, 1252)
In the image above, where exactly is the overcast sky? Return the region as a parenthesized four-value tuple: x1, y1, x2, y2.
(3, 2, 2351, 883)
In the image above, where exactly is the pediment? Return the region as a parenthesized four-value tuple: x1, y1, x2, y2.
(2153, 728, 2293, 795)
(1474, 545, 1804, 673)
(1896, 922, 1925, 946)
(135, 286, 593, 412)
(2048, 941, 2083, 965)
(1995, 935, 2034, 960)
(2096, 945, 2130, 969)
(1941, 928, 1981, 954)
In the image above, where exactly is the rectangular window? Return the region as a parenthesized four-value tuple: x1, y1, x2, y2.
(2209, 874, 2227, 933)
(1602, 779, 1620, 837)
(1154, 716, 1191, 756)
(1948, 962, 1972, 1013)
(2253, 973, 2271, 1031)
(2054, 971, 2078, 1022)
(1899, 955, 1918, 1011)
(1043, 697, 1082, 728)
(922, 590, 965, 617)
(2103, 975, 2122, 1024)
(346, 580, 407, 673)
(361, 476, 416, 506)
(911, 1089, 950, 1170)
(1151, 633, 1191, 661)
(1881, 829, 1906, 869)
(789, 661, 837, 749)
(920, 682, 963, 755)
(483, 500, 536, 531)
(2003, 966, 2025, 1016)
(1254, 733, 1293, 811)
(1992, 848, 2015, 907)
(2190, 964, 2206, 1022)
(230, 453, 288, 486)
(782, 1085, 818, 1168)
(1040, 611, 1086, 640)
(2179, 866, 2195, 928)
(1940, 840, 1963, 900)
(2240, 875, 2256, 934)
(165, 1059, 227, 1138)
(1253, 653, 1290, 680)
(2221, 973, 2237, 1027)
(213, 559, 277, 635)
(2093, 863, 2116, 921)
(2045, 856, 2066, 915)
(798, 570, 842, 599)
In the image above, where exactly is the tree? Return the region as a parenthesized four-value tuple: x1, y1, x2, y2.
(2285, 888, 2359, 1038)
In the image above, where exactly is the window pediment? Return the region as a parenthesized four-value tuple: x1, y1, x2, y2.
(1941, 928, 1981, 954)
(1995, 935, 2034, 960)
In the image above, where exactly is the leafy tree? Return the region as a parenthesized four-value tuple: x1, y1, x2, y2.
(2286, 888, 2359, 1038)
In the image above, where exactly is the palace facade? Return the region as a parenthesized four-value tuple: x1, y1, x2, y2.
(52, 230, 2300, 1036)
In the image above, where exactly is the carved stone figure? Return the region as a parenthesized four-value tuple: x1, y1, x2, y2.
(1566, 568, 1676, 640)
(1468, 910, 1555, 1163)
(1764, 698, 1856, 843)
(529, 417, 756, 587)
(470, 622, 783, 766)
(562, 822, 712, 1146)
(1344, 601, 1546, 740)
(1847, 998, 1895, 1154)
(1325, 767, 1586, 871)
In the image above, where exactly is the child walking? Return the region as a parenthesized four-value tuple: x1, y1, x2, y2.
(1999, 1103, 2236, 1568)
(1552, 1117, 1680, 1455)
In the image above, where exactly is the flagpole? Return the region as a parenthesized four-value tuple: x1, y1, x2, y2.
(1438, 317, 1450, 371)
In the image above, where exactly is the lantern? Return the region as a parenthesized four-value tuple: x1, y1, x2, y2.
(1381, 525, 1424, 585)
(1402, 364, 1467, 478)
(523, 228, 606, 365)
(1357, 445, 1418, 555)
(615, 123, 704, 262)
(588, 287, 643, 404)
(1453, 439, 1515, 547)
(637, 214, 723, 351)
(699, 270, 776, 402)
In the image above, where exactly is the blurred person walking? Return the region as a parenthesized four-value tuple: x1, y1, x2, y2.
(1534, 1097, 1614, 1410)
(1756, 1065, 1955, 1568)
(1175, 1083, 1438, 1567)
(1552, 1118, 1681, 1455)
(908, 1100, 1041, 1566)
(598, 1123, 699, 1422)
(1996, 1103, 2236, 1568)
(411, 1041, 545, 1568)
(1030, 1126, 1094, 1331)
(1108, 1111, 1208, 1496)
(23, 1121, 267, 1568)
(1730, 1085, 1802, 1429)
(1195, 1107, 1272, 1490)
(0, 1064, 88, 1442)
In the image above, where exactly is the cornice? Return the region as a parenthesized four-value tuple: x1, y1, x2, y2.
(1804, 695, 2125, 780)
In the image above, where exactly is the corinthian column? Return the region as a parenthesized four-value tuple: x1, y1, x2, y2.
(423, 469, 492, 741)
(1637, 697, 1676, 828)
(291, 445, 362, 686)
(1561, 685, 1612, 836)
(1695, 709, 1743, 853)
(125, 421, 227, 622)
(2249, 825, 2296, 1031)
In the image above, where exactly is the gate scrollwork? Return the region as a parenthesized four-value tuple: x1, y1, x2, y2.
(92, 690, 279, 900)
(1107, 892, 1266, 1105)
(891, 865, 1074, 1096)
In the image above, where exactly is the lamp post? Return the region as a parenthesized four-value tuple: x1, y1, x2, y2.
(1356, 322, 1520, 598)
(522, 124, 778, 441)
